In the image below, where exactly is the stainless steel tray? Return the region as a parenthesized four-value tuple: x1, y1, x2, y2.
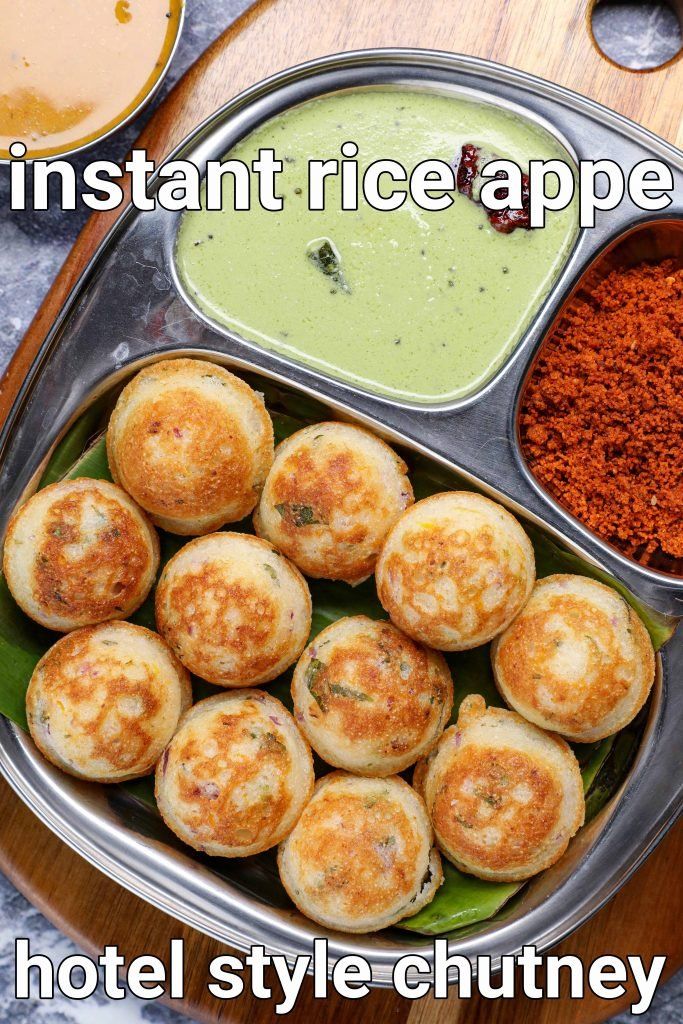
(0, 50, 681, 984)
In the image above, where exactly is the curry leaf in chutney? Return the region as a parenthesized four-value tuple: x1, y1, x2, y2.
(306, 238, 351, 294)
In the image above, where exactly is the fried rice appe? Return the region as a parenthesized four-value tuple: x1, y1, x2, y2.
(492, 574, 655, 742)
(155, 532, 311, 687)
(26, 621, 191, 782)
(376, 491, 535, 651)
(254, 422, 413, 584)
(291, 615, 453, 775)
(277, 772, 443, 932)
(107, 358, 274, 535)
(3, 478, 159, 632)
(417, 694, 584, 882)
(155, 690, 314, 857)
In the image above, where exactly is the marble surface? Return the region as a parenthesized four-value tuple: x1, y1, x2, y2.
(0, 0, 681, 1020)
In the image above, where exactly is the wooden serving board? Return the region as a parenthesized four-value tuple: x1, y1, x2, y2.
(1, 2, 681, 1021)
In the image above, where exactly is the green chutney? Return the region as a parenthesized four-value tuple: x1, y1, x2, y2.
(176, 89, 578, 404)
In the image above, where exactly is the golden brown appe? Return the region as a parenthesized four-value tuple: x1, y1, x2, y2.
(376, 491, 535, 651)
(254, 421, 413, 584)
(491, 574, 655, 742)
(419, 694, 584, 882)
(291, 615, 453, 775)
(155, 691, 314, 857)
(107, 359, 274, 535)
(26, 621, 191, 782)
(155, 532, 312, 687)
(3, 478, 159, 632)
(277, 772, 443, 933)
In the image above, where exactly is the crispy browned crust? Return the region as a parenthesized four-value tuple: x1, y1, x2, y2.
(432, 745, 564, 877)
(423, 696, 585, 882)
(291, 615, 453, 774)
(155, 691, 314, 857)
(492, 575, 655, 741)
(254, 422, 413, 583)
(376, 491, 535, 651)
(26, 622, 191, 782)
(155, 534, 312, 687)
(277, 772, 441, 932)
(3, 479, 159, 631)
(159, 561, 280, 678)
(107, 359, 273, 533)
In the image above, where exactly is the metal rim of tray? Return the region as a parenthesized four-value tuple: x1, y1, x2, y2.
(0, 48, 681, 985)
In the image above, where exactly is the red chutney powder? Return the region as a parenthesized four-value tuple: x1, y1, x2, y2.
(520, 259, 683, 573)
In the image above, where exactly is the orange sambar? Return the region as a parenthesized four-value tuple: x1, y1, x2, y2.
(0, 0, 182, 159)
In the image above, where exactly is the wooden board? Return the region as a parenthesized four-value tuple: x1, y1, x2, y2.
(1, 1, 681, 1021)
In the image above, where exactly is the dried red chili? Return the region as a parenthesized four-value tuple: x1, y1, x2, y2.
(520, 259, 683, 572)
(455, 143, 532, 233)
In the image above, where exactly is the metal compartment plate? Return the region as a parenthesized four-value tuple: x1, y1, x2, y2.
(0, 50, 681, 984)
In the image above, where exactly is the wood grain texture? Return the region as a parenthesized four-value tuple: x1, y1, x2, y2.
(1, 1, 681, 1021)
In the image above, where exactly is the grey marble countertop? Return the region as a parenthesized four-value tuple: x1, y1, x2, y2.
(0, 1, 680, 1020)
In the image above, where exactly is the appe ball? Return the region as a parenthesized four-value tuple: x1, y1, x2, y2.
(3, 478, 159, 632)
(155, 690, 314, 857)
(155, 532, 312, 687)
(416, 694, 584, 882)
(26, 621, 191, 782)
(376, 491, 535, 650)
(107, 358, 274, 535)
(278, 772, 443, 932)
(492, 574, 655, 742)
(254, 421, 413, 584)
(291, 615, 453, 775)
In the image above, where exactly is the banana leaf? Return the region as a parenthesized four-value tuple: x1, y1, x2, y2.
(399, 861, 521, 935)
(583, 718, 644, 823)
(0, 575, 51, 730)
(0, 376, 674, 938)
(37, 397, 113, 488)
